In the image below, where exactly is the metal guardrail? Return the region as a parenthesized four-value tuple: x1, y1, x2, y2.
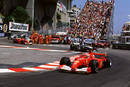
(112, 43, 130, 50)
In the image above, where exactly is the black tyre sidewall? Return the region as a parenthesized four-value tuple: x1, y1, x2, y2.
(60, 57, 71, 66)
(89, 60, 99, 73)
(70, 45, 74, 50)
(104, 56, 112, 68)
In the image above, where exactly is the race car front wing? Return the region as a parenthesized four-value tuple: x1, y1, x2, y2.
(58, 65, 91, 73)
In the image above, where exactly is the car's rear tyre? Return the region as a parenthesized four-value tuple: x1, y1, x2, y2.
(89, 60, 99, 73)
(104, 56, 112, 68)
(60, 57, 71, 66)
(21, 40, 24, 44)
(70, 45, 74, 50)
(76, 45, 81, 51)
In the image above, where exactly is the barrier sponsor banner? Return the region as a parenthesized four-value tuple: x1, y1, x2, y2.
(0, 33, 5, 37)
(9, 22, 29, 32)
(0, 23, 8, 33)
(0, 25, 2, 31)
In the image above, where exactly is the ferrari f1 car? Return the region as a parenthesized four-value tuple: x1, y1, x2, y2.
(58, 50, 112, 74)
(13, 34, 32, 45)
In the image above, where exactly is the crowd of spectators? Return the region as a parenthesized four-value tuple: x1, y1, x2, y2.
(68, 0, 114, 40)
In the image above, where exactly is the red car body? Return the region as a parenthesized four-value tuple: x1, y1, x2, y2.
(50, 35, 61, 44)
(94, 40, 110, 48)
(13, 35, 32, 45)
(59, 50, 111, 74)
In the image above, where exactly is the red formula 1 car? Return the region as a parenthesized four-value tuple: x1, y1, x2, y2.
(50, 35, 61, 44)
(13, 34, 32, 45)
(94, 40, 110, 48)
(58, 50, 112, 74)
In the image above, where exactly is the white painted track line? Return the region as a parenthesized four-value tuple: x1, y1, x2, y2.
(0, 69, 15, 73)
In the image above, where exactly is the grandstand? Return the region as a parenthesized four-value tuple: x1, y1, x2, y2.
(69, 0, 114, 40)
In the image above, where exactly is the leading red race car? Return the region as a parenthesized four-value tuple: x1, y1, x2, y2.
(58, 50, 112, 74)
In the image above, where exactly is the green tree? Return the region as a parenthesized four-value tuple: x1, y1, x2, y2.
(4, 16, 14, 23)
(4, 6, 29, 23)
(11, 6, 29, 23)
(3, 6, 41, 31)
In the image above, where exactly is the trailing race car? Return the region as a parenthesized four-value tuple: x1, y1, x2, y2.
(94, 40, 110, 48)
(58, 50, 112, 74)
(10, 33, 17, 40)
(23, 37, 32, 45)
(80, 38, 95, 51)
(50, 35, 61, 44)
(70, 37, 82, 50)
(13, 34, 32, 45)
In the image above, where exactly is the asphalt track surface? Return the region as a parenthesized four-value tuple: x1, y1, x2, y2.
(0, 48, 130, 87)
(0, 38, 130, 87)
(0, 38, 70, 50)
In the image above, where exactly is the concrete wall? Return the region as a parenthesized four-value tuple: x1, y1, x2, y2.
(0, 0, 72, 31)
(60, 0, 73, 10)
(35, 0, 57, 29)
(0, 0, 28, 16)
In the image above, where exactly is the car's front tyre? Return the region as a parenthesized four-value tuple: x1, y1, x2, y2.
(60, 57, 71, 66)
(70, 45, 74, 50)
(104, 56, 112, 68)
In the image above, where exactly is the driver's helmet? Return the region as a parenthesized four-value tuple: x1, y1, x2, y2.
(89, 49, 93, 53)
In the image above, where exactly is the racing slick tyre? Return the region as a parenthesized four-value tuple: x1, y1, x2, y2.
(70, 45, 74, 50)
(89, 60, 99, 73)
(76, 45, 81, 51)
(21, 40, 24, 44)
(104, 56, 112, 68)
(60, 57, 71, 66)
(75, 46, 78, 51)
